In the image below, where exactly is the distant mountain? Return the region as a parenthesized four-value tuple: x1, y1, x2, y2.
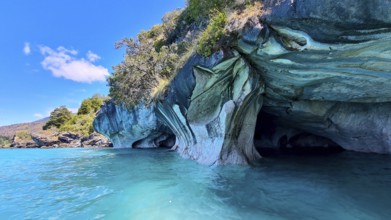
(0, 118, 49, 139)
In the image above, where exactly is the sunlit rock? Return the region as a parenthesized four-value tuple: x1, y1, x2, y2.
(94, 0, 391, 164)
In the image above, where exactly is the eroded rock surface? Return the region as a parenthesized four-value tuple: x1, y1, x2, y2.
(30, 132, 111, 148)
(157, 56, 263, 165)
(94, 0, 391, 164)
(93, 101, 173, 149)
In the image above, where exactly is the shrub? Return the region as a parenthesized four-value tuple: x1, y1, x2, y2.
(15, 130, 32, 142)
(107, 0, 255, 105)
(230, 1, 265, 21)
(197, 11, 228, 57)
(109, 17, 180, 106)
(0, 136, 11, 148)
(186, 0, 234, 23)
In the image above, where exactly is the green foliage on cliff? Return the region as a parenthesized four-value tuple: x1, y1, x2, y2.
(43, 95, 106, 136)
(185, 0, 234, 23)
(197, 11, 228, 57)
(107, 0, 262, 105)
(108, 11, 186, 106)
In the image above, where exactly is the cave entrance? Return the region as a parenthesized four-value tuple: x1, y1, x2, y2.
(254, 111, 344, 157)
(131, 133, 176, 149)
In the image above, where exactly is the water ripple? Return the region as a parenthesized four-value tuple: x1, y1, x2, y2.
(0, 149, 390, 219)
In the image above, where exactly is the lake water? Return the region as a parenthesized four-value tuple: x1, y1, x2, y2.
(1, 148, 391, 220)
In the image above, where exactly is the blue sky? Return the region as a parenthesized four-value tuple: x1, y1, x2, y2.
(0, 0, 186, 126)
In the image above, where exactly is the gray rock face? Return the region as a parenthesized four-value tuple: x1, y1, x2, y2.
(262, 0, 391, 42)
(246, 0, 391, 154)
(94, 0, 391, 164)
(11, 139, 38, 148)
(58, 133, 81, 144)
(30, 132, 111, 148)
(262, 102, 391, 154)
(31, 133, 59, 147)
(157, 56, 263, 165)
(93, 101, 173, 149)
(81, 133, 112, 148)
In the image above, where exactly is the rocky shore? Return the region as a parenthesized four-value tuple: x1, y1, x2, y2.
(9, 132, 112, 149)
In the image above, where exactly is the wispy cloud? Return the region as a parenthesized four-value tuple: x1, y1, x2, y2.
(23, 42, 31, 55)
(39, 46, 109, 83)
(87, 50, 101, 62)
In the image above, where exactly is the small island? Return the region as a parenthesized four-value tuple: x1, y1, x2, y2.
(0, 95, 111, 149)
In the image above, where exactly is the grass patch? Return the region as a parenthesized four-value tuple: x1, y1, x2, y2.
(15, 130, 33, 142)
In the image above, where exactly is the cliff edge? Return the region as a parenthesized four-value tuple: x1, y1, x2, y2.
(94, 0, 391, 165)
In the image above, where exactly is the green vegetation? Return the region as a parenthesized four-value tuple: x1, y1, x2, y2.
(108, 11, 185, 106)
(0, 136, 11, 148)
(197, 11, 228, 57)
(15, 130, 31, 140)
(59, 114, 95, 136)
(43, 106, 73, 130)
(185, 0, 234, 23)
(43, 95, 107, 136)
(14, 130, 33, 143)
(77, 94, 105, 115)
(107, 0, 264, 106)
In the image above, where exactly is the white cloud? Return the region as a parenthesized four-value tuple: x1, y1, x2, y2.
(39, 46, 109, 83)
(86, 50, 101, 62)
(33, 113, 44, 118)
(24, 42, 31, 55)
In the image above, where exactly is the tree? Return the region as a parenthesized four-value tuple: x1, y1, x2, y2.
(60, 95, 107, 136)
(43, 106, 73, 130)
(77, 95, 105, 115)
(109, 26, 179, 105)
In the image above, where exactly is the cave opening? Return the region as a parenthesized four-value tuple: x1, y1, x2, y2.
(254, 111, 345, 157)
(131, 133, 176, 149)
(157, 134, 176, 149)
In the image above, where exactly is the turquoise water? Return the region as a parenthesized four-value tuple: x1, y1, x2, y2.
(1, 148, 391, 220)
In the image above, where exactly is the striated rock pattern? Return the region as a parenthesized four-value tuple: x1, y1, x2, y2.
(94, 0, 391, 164)
(157, 56, 264, 164)
(93, 101, 173, 149)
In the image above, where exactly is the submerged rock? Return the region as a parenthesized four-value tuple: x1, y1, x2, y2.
(94, 0, 391, 164)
